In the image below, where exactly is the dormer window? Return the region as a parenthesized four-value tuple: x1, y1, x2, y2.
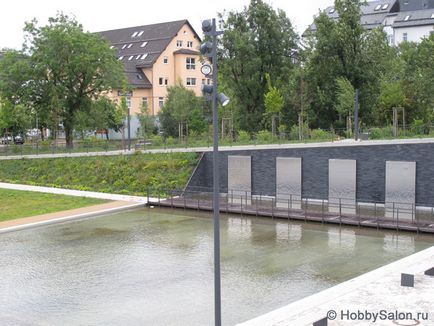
(128, 56, 134, 61)
(374, 4, 381, 11)
(127, 44, 133, 49)
(329, 8, 335, 14)
(381, 4, 389, 10)
(122, 44, 127, 49)
(404, 15, 410, 21)
(431, 12, 434, 19)
(132, 31, 138, 37)
(141, 42, 148, 48)
(136, 54, 141, 60)
(137, 31, 144, 37)
(141, 53, 148, 60)
(118, 56, 124, 60)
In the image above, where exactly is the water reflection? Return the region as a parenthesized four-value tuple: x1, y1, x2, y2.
(0, 208, 433, 326)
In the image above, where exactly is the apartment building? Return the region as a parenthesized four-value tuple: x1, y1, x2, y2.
(305, 0, 434, 46)
(99, 20, 208, 119)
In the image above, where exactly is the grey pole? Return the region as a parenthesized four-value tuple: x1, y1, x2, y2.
(211, 18, 222, 326)
(127, 102, 131, 151)
(354, 89, 359, 141)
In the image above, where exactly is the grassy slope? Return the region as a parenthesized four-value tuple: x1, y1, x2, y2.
(0, 188, 106, 222)
(0, 152, 199, 196)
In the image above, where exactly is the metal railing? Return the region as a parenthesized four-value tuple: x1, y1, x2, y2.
(145, 187, 434, 233)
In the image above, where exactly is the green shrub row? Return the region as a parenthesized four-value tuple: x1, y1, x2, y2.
(0, 153, 199, 196)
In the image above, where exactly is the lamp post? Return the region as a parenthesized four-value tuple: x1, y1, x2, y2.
(200, 18, 229, 326)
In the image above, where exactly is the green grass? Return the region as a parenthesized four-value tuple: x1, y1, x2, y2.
(0, 152, 199, 196)
(0, 188, 106, 222)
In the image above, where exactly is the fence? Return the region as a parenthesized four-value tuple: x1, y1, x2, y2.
(146, 188, 434, 234)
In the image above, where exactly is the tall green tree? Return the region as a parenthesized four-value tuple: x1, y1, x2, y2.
(304, 0, 393, 127)
(23, 14, 125, 147)
(219, 0, 298, 132)
(263, 73, 284, 132)
(159, 83, 206, 138)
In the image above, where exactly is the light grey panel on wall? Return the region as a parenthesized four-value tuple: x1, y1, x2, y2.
(228, 156, 251, 204)
(385, 161, 416, 220)
(276, 157, 302, 208)
(329, 159, 356, 214)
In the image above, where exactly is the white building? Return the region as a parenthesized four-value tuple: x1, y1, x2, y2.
(305, 0, 434, 46)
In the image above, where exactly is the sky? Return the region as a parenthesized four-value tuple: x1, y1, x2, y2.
(0, 0, 333, 49)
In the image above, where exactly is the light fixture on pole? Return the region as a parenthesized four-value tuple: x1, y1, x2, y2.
(200, 18, 228, 326)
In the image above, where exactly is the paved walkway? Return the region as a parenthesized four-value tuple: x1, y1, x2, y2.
(0, 201, 143, 233)
(0, 182, 148, 203)
(1, 138, 434, 160)
(237, 246, 434, 326)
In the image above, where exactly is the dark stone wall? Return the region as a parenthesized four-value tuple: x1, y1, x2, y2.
(186, 143, 434, 206)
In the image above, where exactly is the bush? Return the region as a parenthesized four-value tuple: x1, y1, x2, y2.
(256, 130, 274, 143)
(237, 131, 251, 143)
(369, 126, 394, 139)
(310, 128, 333, 140)
(410, 119, 429, 135)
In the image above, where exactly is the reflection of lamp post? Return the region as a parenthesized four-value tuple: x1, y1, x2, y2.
(200, 18, 229, 326)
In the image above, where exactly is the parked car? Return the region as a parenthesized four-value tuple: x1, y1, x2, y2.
(1, 135, 12, 145)
(14, 135, 25, 145)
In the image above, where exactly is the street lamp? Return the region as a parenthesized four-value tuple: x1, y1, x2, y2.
(200, 18, 228, 326)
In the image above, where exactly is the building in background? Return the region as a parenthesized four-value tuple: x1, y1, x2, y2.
(305, 0, 434, 46)
(99, 20, 208, 139)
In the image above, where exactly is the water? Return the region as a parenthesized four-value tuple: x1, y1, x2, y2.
(0, 208, 433, 326)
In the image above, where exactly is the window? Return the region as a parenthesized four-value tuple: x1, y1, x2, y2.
(118, 56, 124, 60)
(187, 41, 193, 48)
(142, 97, 148, 107)
(202, 79, 206, 85)
(141, 53, 148, 60)
(207, 79, 211, 85)
(127, 43, 133, 49)
(159, 97, 164, 108)
(381, 4, 389, 10)
(137, 74, 143, 80)
(141, 42, 148, 48)
(136, 54, 141, 60)
(374, 4, 381, 11)
(132, 31, 138, 37)
(403, 33, 408, 42)
(404, 15, 410, 21)
(138, 31, 144, 37)
(176, 40, 183, 47)
(159, 77, 168, 86)
(163, 57, 168, 64)
(186, 78, 196, 86)
(186, 57, 196, 70)
(329, 8, 335, 14)
(122, 44, 127, 49)
(128, 56, 134, 61)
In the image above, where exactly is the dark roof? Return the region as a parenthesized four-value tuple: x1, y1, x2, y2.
(398, 0, 434, 11)
(393, 8, 434, 27)
(173, 48, 200, 55)
(305, 0, 434, 35)
(98, 20, 201, 88)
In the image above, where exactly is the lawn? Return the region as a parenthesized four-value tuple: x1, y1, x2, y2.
(0, 188, 106, 222)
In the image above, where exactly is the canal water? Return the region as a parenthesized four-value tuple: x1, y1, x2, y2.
(1, 208, 433, 325)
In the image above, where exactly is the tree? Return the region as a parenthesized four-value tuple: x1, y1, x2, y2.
(23, 14, 125, 147)
(303, 0, 393, 127)
(335, 77, 355, 130)
(137, 101, 155, 139)
(263, 73, 284, 134)
(159, 83, 206, 138)
(219, 0, 298, 132)
(373, 81, 406, 125)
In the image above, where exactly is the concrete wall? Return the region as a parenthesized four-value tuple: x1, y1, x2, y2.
(186, 142, 434, 206)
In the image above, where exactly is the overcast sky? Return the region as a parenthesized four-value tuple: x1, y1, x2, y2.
(0, 0, 333, 49)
